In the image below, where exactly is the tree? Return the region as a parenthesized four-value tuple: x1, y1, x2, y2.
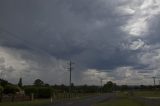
(0, 85, 4, 93)
(3, 85, 20, 94)
(0, 85, 3, 102)
(24, 86, 53, 98)
(34, 79, 44, 86)
(0, 79, 9, 87)
(71, 83, 74, 88)
(103, 81, 115, 92)
(18, 78, 22, 88)
(120, 85, 128, 91)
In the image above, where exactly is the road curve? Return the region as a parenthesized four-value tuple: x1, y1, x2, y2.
(47, 93, 115, 106)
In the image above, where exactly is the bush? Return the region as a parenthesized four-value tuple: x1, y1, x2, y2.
(24, 86, 38, 95)
(24, 86, 53, 98)
(0, 79, 9, 87)
(3, 85, 20, 94)
(0, 85, 3, 102)
(37, 87, 53, 98)
(0, 86, 3, 93)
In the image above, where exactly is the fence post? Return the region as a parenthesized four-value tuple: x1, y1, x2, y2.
(0, 93, 2, 102)
(50, 96, 53, 103)
(31, 93, 34, 101)
(53, 92, 56, 103)
(11, 94, 15, 102)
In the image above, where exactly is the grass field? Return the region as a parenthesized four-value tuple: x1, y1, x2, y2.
(95, 91, 160, 106)
(134, 91, 160, 97)
(0, 93, 98, 106)
(94, 97, 144, 106)
(116, 91, 160, 97)
(0, 99, 50, 106)
(1, 91, 160, 106)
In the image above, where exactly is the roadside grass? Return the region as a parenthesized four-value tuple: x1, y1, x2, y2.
(95, 91, 159, 106)
(0, 93, 100, 106)
(94, 97, 145, 106)
(95, 91, 160, 106)
(0, 99, 50, 106)
(133, 91, 160, 97)
(116, 91, 160, 97)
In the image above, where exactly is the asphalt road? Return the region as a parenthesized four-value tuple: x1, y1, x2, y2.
(48, 93, 115, 106)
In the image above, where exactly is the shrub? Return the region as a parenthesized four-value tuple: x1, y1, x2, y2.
(0, 85, 3, 102)
(0, 86, 3, 93)
(37, 87, 53, 98)
(24, 86, 53, 98)
(24, 86, 38, 96)
(3, 85, 20, 94)
(0, 79, 9, 87)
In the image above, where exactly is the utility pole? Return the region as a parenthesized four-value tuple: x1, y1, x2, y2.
(152, 77, 156, 86)
(67, 60, 74, 97)
(99, 78, 104, 93)
(100, 78, 103, 88)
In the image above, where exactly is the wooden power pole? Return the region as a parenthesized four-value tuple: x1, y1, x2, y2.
(67, 60, 74, 97)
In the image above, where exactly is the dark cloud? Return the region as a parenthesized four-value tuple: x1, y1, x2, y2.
(0, 0, 130, 68)
(0, 0, 160, 85)
(145, 15, 160, 44)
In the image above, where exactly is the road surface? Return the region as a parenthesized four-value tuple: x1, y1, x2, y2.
(48, 93, 115, 106)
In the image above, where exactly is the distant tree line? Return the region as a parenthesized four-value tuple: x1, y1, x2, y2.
(0, 78, 160, 100)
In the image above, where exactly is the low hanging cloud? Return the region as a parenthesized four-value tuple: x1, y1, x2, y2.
(0, 0, 160, 85)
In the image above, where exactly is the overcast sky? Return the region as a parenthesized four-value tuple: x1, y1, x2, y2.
(0, 0, 160, 85)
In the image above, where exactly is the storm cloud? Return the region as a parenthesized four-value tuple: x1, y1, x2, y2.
(0, 0, 160, 85)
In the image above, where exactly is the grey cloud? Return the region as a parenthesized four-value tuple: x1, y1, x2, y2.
(0, 57, 5, 64)
(0, 0, 130, 67)
(145, 15, 160, 44)
(0, 0, 159, 85)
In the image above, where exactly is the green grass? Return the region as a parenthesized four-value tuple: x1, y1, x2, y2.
(95, 91, 160, 106)
(0, 99, 50, 106)
(0, 93, 99, 106)
(94, 97, 144, 106)
(134, 91, 160, 97)
(95, 98, 143, 106)
(116, 91, 160, 97)
(95, 91, 153, 106)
